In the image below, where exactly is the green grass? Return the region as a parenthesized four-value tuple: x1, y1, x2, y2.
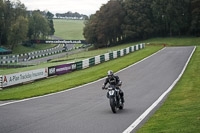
(0, 45, 162, 100)
(74, 44, 83, 47)
(53, 19, 85, 40)
(12, 44, 57, 54)
(142, 37, 200, 46)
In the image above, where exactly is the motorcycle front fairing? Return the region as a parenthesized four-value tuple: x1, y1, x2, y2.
(107, 85, 117, 98)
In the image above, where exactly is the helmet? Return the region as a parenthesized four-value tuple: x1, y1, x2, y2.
(107, 70, 114, 78)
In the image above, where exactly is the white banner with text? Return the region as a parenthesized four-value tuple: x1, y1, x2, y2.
(2, 68, 48, 87)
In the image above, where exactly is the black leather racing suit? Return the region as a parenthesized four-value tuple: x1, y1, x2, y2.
(103, 75, 124, 103)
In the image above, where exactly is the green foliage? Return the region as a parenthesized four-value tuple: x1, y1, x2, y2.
(48, 19, 55, 35)
(0, 0, 27, 48)
(123, 0, 154, 40)
(8, 16, 28, 50)
(28, 11, 50, 40)
(0, 1, 54, 49)
(84, 0, 200, 47)
(190, 0, 200, 36)
(46, 11, 54, 19)
(83, 0, 125, 48)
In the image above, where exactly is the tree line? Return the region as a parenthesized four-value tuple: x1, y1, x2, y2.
(83, 0, 200, 48)
(55, 11, 88, 20)
(0, 0, 55, 50)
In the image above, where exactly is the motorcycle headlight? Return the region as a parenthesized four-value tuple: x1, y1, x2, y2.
(109, 90, 115, 95)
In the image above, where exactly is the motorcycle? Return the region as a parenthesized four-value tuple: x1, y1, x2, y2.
(105, 85, 124, 113)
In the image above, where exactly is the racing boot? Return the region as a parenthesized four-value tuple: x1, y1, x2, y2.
(119, 91, 125, 103)
(121, 96, 125, 103)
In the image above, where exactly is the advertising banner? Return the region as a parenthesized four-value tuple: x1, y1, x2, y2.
(2, 68, 48, 87)
(48, 63, 76, 76)
(31, 40, 87, 44)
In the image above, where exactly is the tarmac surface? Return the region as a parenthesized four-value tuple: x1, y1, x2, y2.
(0, 47, 195, 133)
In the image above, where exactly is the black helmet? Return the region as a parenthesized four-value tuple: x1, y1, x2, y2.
(107, 70, 114, 78)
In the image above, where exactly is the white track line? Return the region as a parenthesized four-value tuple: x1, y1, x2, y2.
(122, 46, 196, 133)
(0, 47, 166, 107)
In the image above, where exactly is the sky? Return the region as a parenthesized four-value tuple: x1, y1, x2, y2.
(18, 0, 110, 16)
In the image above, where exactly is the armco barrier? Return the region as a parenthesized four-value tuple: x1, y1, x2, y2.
(95, 55, 100, 65)
(105, 53, 109, 61)
(76, 61, 83, 70)
(109, 53, 113, 60)
(74, 43, 145, 71)
(0, 44, 64, 64)
(117, 51, 120, 57)
(113, 51, 117, 59)
(83, 59, 89, 69)
(89, 57, 95, 67)
(120, 49, 124, 57)
(126, 47, 129, 54)
(100, 55, 105, 63)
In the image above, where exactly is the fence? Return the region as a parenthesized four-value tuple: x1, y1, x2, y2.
(0, 44, 64, 64)
(75, 43, 145, 69)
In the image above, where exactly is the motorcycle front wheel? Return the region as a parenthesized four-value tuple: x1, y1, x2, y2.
(110, 98, 117, 113)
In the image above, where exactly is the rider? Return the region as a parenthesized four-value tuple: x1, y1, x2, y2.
(102, 70, 124, 103)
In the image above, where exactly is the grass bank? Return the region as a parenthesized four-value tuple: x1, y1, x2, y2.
(0, 46, 162, 100)
(7, 44, 57, 54)
(143, 37, 200, 46)
(137, 47, 200, 132)
(53, 19, 85, 40)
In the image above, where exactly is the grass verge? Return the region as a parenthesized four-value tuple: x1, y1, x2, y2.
(0, 46, 162, 100)
(12, 44, 57, 54)
(137, 46, 200, 133)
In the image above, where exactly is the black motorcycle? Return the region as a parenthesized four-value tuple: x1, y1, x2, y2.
(105, 85, 124, 113)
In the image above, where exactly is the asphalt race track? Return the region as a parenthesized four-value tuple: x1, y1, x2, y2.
(0, 47, 195, 133)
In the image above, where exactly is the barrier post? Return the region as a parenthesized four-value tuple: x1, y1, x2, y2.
(0, 75, 2, 90)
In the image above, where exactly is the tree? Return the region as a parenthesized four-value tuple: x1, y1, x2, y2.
(83, 14, 98, 45)
(56, 11, 88, 19)
(122, 0, 154, 41)
(83, 0, 125, 48)
(45, 11, 55, 35)
(151, 0, 191, 36)
(190, 0, 200, 36)
(48, 19, 55, 35)
(0, 0, 5, 45)
(0, 0, 27, 47)
(46, 11, 54, 19)
(28, 11, 50, 40)
(1, 0, 13, 47)
(8, 16, 28, 50)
